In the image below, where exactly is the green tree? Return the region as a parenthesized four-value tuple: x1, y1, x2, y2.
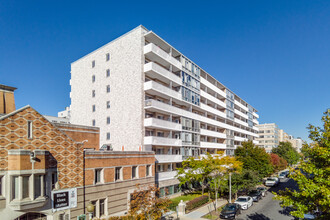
(230, 169, 260, 199)
(235, 141, 274, 178)
(274, 110, 330, 219)
(272, 141, 300, 165)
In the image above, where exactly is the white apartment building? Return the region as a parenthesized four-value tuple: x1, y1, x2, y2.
(256, 123, 280, 153)
(70, 25, 259, 191)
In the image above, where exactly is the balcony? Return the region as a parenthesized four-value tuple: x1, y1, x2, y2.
(144, 43, 182, 71)
(144, 81, 181, 101)
(200, 129, 226, 139)
(200, 77, 226, 98)
(144, 136, 182, 146)
(200, 103, 226, 119)
(234, 100, 249, 112)
(155, 154, 183, 163)
(200, 142, 226, 149)
(156, 170, 178, 181)
(144, 118, 182, 131)
(144, 62, 181, 86)
(200, 90, 226, 108)
(253, 112, 259, 119)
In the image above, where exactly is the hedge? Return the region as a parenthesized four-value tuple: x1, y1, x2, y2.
(186, 195, 209, 211)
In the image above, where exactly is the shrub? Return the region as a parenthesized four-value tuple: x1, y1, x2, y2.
(186, 195, 209, 211)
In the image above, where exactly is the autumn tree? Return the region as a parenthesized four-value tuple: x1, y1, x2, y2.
(235, 141, 274, 178)
(274, 109, 330, 219)
(129, 184, 172, 220)
(272, 141, 300, 165)
(270, 153, 288, 172)
(176, 155, 213, 195)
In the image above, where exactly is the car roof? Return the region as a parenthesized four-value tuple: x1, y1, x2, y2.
(237, 196, 249, 199)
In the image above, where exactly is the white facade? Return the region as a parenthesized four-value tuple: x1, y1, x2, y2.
(256, 123, 279, 153)
(70, 25, 259, 188)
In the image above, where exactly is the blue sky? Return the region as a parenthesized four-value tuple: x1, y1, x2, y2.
(1, 1, 329, 141)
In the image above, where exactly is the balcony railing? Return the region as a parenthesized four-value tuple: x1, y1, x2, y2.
(144, 43, 182, 70)
(200, 142, 226, 149)
(144, 136, 182, 146)
(144, 81, 181, 100)
(156, 170, 178, 181)
(144, 118, 182, 131)
(144, 62, 182, 86)
(155, 154, 183, 163)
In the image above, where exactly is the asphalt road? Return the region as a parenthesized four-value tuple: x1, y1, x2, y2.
(235, 177, 298, 220)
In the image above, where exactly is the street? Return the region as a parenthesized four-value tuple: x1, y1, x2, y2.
(236, 177, 298, 220)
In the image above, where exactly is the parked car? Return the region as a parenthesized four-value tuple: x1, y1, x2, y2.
(234, 196, 253, 210)
(248, 190, 262, 202)
(278, 172, 286, 179)
(219, 203, 242, 219)
(265, 177, 279, 187)
(257, 187, 267, 197)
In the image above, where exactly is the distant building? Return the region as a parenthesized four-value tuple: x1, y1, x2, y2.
(278, 129, 290, 142)
(256, 123, 279, 153)
(288, 136, 303, 153)
(58, 106, 70, 119)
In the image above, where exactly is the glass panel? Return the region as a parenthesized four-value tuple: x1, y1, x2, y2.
(35, 175, 41, 198)
(22, 176, 29, 199)
(12, 176, 19, 199)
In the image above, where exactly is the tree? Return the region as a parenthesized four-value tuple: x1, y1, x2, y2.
(230, 169, 260, 199)
(270, 153, 288, 172)
(272, 141, 300, 165)
(129, 184, 172, 220)
(235, 141, 274, 178)
(274, 109, 330, 219)
(176, 155, 213, 195)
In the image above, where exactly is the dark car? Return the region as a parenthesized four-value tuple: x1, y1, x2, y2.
(220, 203, 242, 219)
(257, 186, 267, 197)
(248, 190, 262, 202)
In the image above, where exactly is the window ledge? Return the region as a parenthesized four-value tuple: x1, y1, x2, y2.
(0, 196, 5, 200)
(9, 196, 48, 211)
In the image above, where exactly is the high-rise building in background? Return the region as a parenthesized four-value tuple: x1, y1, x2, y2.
(70, 25, 259, 192)
(256, 123, 280, 153)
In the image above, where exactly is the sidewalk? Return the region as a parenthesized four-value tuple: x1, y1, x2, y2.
(170, 198, 227, 220)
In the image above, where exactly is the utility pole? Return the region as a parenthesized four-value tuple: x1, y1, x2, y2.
(229, 172, 232, 203)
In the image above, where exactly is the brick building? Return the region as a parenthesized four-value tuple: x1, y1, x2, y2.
(0, 85, 155, 219)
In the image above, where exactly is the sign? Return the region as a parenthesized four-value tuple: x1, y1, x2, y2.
(52, 188, 77, 212)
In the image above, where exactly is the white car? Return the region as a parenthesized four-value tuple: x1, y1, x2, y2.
(234, 196, 253, 210)
(265, 177, 279, 187)
(278, 172, 286, 179)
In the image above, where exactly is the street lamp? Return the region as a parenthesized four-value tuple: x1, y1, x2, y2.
(81, 140, 88, 215)
(229, 172, 232, 203)
(87, 202, 95, 219)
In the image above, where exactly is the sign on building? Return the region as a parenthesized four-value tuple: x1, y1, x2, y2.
(52, 188, 77, 212)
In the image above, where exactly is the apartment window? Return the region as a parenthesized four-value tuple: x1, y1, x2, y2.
(27, 121, 33, 139)
(106, 132, 110, 140)
(95, 169, 102, 184)
(132, 166, 137, 179)
(34, 175, 41, 198)
(92, 105, 96, 112)
(106, 85, 110, 93)
(92, 75, 95, 82)
(106, 69, 110, 78)
(92, 60, 95, 68)
(92, 119, 96, 126)
(106, 53, 110, 61)
(106, 117, 110, 124)
(100, 199, 105, 216)
(115, 167, 122, 181)
(22, 176, 29, 199)
(106, 101, 110, 109)
(146, 165, 151, 176)
(12, 176, 19, 200)
(0, 176, 2, 196)
(92, 90, 95, 97)
(51, 172, 57, 190)
(91, 200, 97, 217)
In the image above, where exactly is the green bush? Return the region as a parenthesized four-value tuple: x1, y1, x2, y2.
(186, 195, 209, 211)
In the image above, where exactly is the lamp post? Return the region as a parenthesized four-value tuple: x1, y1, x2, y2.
(81, 140, 88, 215)
(87, 202, 95, 220)
(229, 172, 232, 203)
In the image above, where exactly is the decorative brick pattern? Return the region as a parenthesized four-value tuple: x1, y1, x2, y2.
(0, 107, 84, 189)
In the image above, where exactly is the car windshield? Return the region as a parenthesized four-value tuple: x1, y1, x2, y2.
(267, 178, 276, 181)
(250, 190, 258, 194)
(223, 204, 236, 211)
(257, 187, 265, 191)
(236, 198, 247, 202)
(280, 173, 285, 176)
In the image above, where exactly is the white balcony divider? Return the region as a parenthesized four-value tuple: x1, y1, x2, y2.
(155, 154, 183, 163)
(144, 62, 182, 85)
(157, 170, 178, 181)
(144, 136, 182, 146)
(144, 99, 258, 137)
(144, 118, 182, 131)
(200, 129, 226, 139)
(144, 43, 182, 70)
(200, 77, 226, 98)
(200, 103, 226, 119)
(200, 141, 227, 149)
(200, 90, 226, 108)
(144, 81, 181, 100)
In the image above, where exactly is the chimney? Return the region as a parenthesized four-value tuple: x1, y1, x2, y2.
(0, 84, 17, 115)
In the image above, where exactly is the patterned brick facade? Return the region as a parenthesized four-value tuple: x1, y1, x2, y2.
(0, 106, 85, 189)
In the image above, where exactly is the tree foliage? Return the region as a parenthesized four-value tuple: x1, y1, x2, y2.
(129, 184, 172, 220)
(274, 109, 330, 219)
(235, 141, 274, 178)
(272, 141, 300, 165)
(270, 153, 288, 172)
